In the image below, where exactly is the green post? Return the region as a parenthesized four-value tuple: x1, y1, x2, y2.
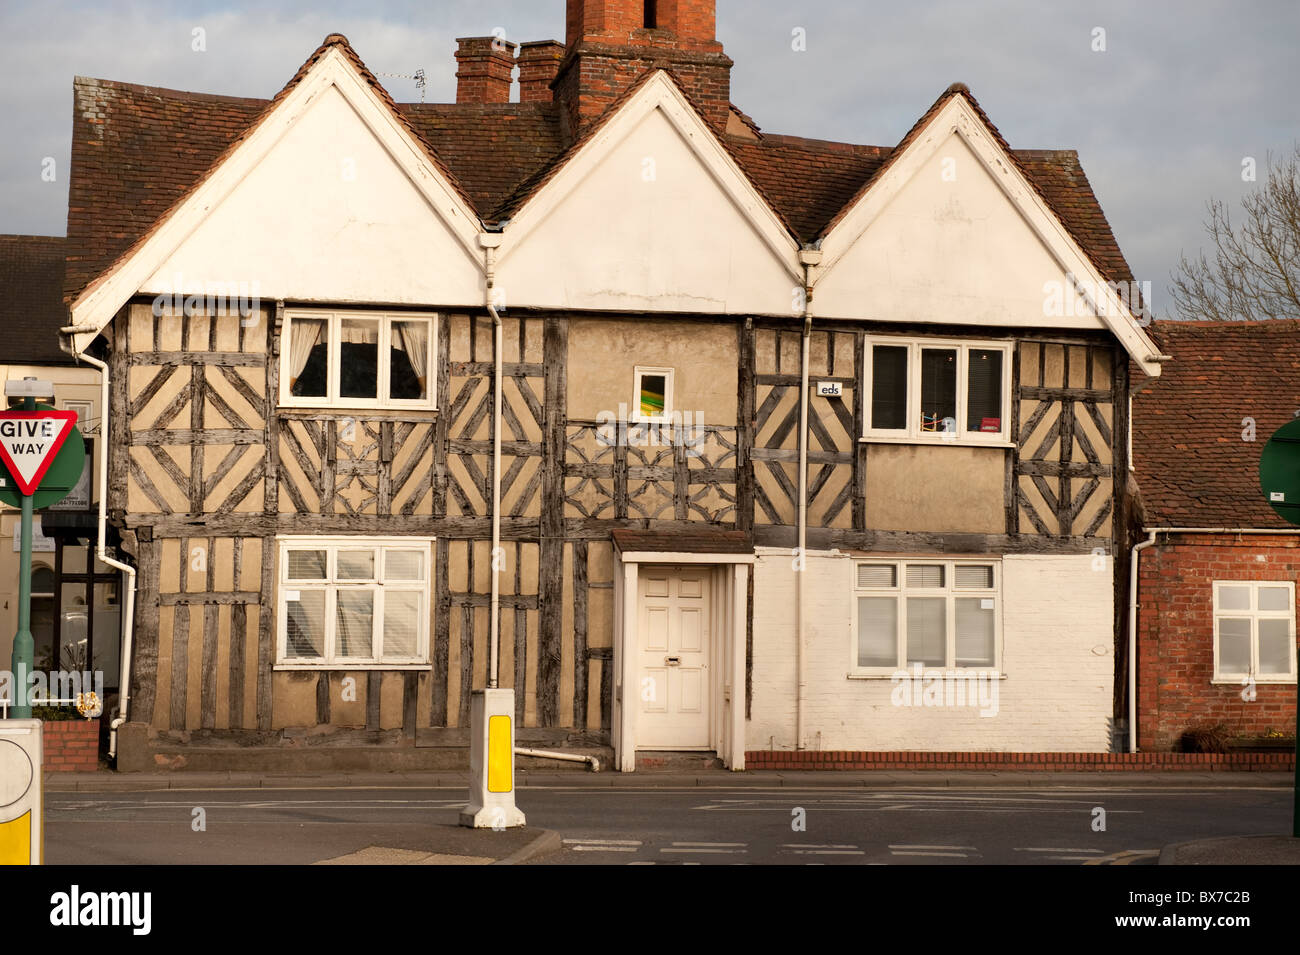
(9, 392, 35, 719)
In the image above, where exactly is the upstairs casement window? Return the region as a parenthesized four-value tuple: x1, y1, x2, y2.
(281, 310, 436, 410)
(1212, 581, 1297, 684)
(864, 337, 1011, 445)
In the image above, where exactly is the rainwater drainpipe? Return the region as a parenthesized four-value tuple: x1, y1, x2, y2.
(58, 325, 138, 761)
(1128, 531, 1156, 754)
(795, 248, 822, 751)
(481, 234, 504, 689)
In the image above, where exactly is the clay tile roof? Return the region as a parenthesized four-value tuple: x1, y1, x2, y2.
(0, 234, 74, 364)
(1132, 320, 1300, 528)
(612, 528, 753, 554)
(402, 103, 566, 223)
(63, 47, 1137, 303)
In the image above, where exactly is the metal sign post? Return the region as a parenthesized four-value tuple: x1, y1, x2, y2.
(1257, 419, 1300, 837)
(0, 380, 82, 720)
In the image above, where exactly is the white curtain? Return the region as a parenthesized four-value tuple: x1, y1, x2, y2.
(289, 319, 325, 388)
(397, 321, 430, 390)
(340, 320, 379, 345)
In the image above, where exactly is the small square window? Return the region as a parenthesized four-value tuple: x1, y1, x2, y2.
(633, 366, 674, 422)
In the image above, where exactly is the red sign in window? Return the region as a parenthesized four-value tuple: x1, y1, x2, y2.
(979, 417, 1001, 433)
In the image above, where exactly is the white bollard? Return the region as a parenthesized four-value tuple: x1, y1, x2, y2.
(460, 688, 526, 829)
(0, 719, 42, 864)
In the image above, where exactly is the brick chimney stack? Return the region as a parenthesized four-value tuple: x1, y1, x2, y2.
(556, 0, 733, 134)
(455, 36, 519, 104)
(517, 41, 566, 103)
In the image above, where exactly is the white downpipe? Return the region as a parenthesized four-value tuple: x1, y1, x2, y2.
(515, 747, 600, 771)
(1127, 525, 1300, 753)
(56, 334, 138, 760)
(1128, 531, 1156, 754)
(482, 234, 504, 689)
(794, 250, 819, 751)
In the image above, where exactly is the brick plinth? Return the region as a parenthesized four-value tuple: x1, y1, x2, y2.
(744, 750, 1295, 771)
(42, 719, 101, 773)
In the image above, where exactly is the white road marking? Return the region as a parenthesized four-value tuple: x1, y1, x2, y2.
(783, 849, 866, 856)
(570, 846, 638, 852)
(1014, 847, 1104, 854)
(661, 848, 747, 855)
(780, 843, 859, 849)
(891, 851, 969, 858)
(563, 839, 641, 846)
(889, 844, 977, 851)
(671, 841, 747, 847)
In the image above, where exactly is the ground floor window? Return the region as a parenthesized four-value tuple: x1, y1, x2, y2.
(852, 559, 1001, 673)
(276, 537, 433, 668)
(1212, 580, 1297, 683)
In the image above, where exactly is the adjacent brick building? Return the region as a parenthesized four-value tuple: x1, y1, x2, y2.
(1132, 320, 1300, 751)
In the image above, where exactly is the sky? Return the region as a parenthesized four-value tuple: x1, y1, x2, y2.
(1, 0, 1297, 317)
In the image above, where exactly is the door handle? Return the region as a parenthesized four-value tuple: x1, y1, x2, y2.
(665, 656, 681, 667)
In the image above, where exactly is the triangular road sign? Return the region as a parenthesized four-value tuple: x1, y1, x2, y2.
(0, 411, 78, 496)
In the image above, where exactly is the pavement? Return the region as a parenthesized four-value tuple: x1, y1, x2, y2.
(42, 768, 1298, 791)
(1159, 834, 1300, 865)
(40, 767, 1299, 865)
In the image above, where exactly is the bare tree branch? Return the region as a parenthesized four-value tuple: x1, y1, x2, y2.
(1170, 145, 1300, 321)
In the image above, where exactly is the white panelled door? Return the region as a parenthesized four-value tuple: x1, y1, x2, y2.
(637, 566, 711, 749)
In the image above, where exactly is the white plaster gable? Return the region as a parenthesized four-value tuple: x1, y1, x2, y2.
(494, 71, 802, 316)
(68, 46, 484, 352)
(813, 96, 1163, 376)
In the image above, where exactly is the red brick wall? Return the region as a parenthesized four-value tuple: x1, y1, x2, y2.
(42, 719, 101, 773)
(559, 0, 732, 132)
(1138, 535, 1300, 750)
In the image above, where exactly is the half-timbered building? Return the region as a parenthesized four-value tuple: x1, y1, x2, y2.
(58, 0, 1163, 771)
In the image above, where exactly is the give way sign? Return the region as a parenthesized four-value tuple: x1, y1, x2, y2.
(0, 411, 78, 496)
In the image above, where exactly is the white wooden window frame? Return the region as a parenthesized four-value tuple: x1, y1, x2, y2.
(275, 536, 434, 670)
(849, 558, 1003, 677)
(862, 336, 1012, 446)
(1211, 579, 1297, 684)
(279, 309, 438, 411)
(632, 366, 675, 423)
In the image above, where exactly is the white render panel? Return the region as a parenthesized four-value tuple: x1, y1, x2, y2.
(748, 550, 1114, 752)
(814, 131, 1108, 330)
(496, 107, 797, 315)
(141, 84, 483, 306)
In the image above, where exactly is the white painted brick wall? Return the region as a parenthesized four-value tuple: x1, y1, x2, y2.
(748, 549, 1114, 752)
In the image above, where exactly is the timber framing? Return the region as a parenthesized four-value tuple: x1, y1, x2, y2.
(105, 289, 1133, 744)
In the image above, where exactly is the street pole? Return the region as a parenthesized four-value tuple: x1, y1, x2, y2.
(9, 392, 35, 719)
